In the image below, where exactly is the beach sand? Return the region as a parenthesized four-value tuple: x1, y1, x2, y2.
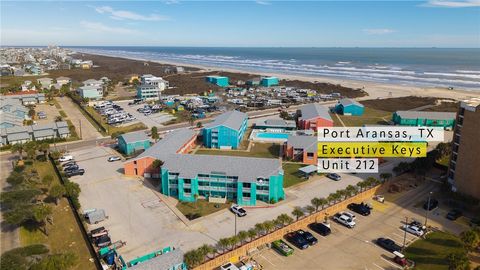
(80, 52, 480, 101)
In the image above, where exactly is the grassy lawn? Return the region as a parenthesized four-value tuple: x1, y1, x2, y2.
(19, 160, 95, 270)
(283, 163, 308, 188)
(85, 106, 147, 135)
(405, 231, 465, 270)
(176, 199, 231, 220)
(195, 143, 280, 159)
(336, 107, 391, 127)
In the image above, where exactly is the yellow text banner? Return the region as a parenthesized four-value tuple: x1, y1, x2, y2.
(318, 142, 427, 158)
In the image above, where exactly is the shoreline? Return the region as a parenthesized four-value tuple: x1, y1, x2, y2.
(78, 51, 480, 101)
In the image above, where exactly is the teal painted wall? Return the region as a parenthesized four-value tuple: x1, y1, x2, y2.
(335, 104, 364, 116)
(202, 117, 247, 149)
(392, 112, 455, 128)
(118, 137, 151, 155)
(261, 77, 279, 87)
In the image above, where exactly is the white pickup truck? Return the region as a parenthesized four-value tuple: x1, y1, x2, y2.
(333, 213, 356, 228)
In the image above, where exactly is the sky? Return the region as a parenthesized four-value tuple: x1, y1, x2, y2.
(1, 0, 479, 47)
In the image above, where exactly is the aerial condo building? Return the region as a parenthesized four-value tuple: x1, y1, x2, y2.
(205, 75, 229, 87)
(297, 103, 334, 131)
(202, 110, 248, 149)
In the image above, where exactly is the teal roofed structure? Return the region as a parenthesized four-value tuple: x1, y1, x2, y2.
(261, 76, 279, 87)
(392, 111, 456, 129)
(118, 131, 151, 155)
(335, 98, 365, 116)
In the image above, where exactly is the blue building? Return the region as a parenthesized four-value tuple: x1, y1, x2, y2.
(202, 110, 248, 149)
(335, 98, 365, 116)
(205, 76, 229, 87)
(118, 131, 151, 155)
(261, 76, 279, 87)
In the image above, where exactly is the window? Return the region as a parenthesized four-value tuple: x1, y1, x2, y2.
(307, 152, 314, 158)
(184, 179, 191, 184)
(243, 183, 251, 188)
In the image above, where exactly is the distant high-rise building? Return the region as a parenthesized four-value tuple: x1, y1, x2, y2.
(448, 98, 480, 199)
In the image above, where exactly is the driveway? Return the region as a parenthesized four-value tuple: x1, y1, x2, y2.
(56, 97, 104, 140)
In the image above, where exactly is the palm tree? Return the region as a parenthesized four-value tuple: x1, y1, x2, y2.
(33, 204, 52, 236)
(237, 230, 249, 245)
(255, 223, 266, 235)
(151, 126, 159, 142)
(292, 207, 304, 221)
(446, 252, 470, 270)
(379, 173, 392, 182)
(336, 189, 346, 201)
(356, 181, 366, 192)
(247, 228, 258, 241)
(263, 220, 275, 233)
(49, 184, 66, 205)
(11, 143, 25, 160)
(311, 197, 322, 212)
(306, 205, 315, 215)
(327, 193, 336, 205)
(275, 213, 293, 227)
(217, 238, 230, 253)
(228, 235, 239, 249)
(346, 185, 358, 196)
(184, 250, 202, 269)
(38, 142, 50, 158)
(198, 244, 215, 261)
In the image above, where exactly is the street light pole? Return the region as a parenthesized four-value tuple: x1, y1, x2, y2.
(424, 192, 433, 227)
(234, 213, 237, 236)
(403, 216, 408, 252)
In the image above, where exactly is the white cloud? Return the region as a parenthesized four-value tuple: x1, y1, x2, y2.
(423, 0, 480, 7)
(93, 6, 169, 21)
(80, 21, 136, 34)
(255, 1, 271, 5)
(362, 28, 396, 35)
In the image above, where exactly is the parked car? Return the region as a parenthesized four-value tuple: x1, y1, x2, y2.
(220, 262, 240, 270)
(339, 211, 356, 221)
(446, 209, 462, 220)
(376, 237, 401, 253)
(347, 202, 371, 216)
(402, 225, 424, 236)
(64, 165, 80, 172)
(58, 155, 73, 162)
(373, 195, 385, 203)
(271, 240, 294, 256)
(296, 230, 318, 246)
(333, 213, 356, 228)
(66, 169, 85, 177)
(108, 156, 122, 162)
(309, 222, 331, 236)
(393, 251, 415, 268)
(95, 235, 112, 248)
(230, 205, 246, 217)
(409, 219, 426, 231)
(326, 173, 341, 181)
(423, 198, 439, 211)
(62, 161, 76, 168)
(285, 231, 309, 250)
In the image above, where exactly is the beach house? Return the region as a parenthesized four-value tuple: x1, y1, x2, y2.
(202, 110, 248, 149)
(335, 98, 365, 116)
(261, 76, 279, 87)
(123, 128, 284, 205)
(392, 111, 456, 129)
(118, 131, 151, 155)
(205, 76, 229, 87)
(284, 135, 318, 165)
(78, 85, 103, 100)
(297, 103, 334, 130)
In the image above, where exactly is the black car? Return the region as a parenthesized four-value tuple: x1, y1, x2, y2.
(347, 203, 371, 216)
(66, 169, 85, 177)
(423, 199, 439, 211)
(297, 230, 318, 246)
(446, 209, 462, 220)
(62, 161, 76, 168)
(309, 222, 331, 236)
(285, 231, 309, 249)
(64, 165, 79, 172)
(376, 237, 401, 253)
(95, 235, 111, 248)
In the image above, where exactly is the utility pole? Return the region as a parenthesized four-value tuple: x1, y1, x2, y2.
(78, 119, 82, 139)
(403, 216, 408, 252)
(424, 191, 433, 227)
(234, 213, 237, 236)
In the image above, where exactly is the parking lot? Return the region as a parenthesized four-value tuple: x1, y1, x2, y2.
(253, 182, 468, 270)
(34, 102, 61, 124)
(116, 100, 175, 129)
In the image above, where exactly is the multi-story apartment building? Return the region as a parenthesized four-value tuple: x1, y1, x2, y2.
(296, 103, 334, 131)
(124, 127, 284, 205)
(448, 98, 480, 199)
(202, 110, 248, 149)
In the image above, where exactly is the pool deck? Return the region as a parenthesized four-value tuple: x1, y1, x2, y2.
(249, 129, 293, 143)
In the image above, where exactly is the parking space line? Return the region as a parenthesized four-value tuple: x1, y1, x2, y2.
(380, 257, 403, 269)
(259, 254, 276, 267)
(268, 249, 285, 262)
(373, 263, 385, 270)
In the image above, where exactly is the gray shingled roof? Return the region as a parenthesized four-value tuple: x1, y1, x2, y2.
(7, 132, 30, 141)
(131, 128, 282, 183)
(203, 110, 247, 131)
(134, 128, 196, 161)
(57, 127, 70, 135)
(263, 119, 296, 128)
(287, 135, 317, 152)
(120, 131, 150, 144)
(339, 98, 364, 108)
(33, 129, 55, 138)
(128, 249, 184, 270)
(299, 104, 332, 122)
(164, 154, 282, 183)
(396, 111, 456, 120)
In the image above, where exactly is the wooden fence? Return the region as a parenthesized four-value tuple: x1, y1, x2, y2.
(193, 185, 381, 270)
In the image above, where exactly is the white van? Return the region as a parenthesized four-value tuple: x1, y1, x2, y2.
(59, 155, 74, 162)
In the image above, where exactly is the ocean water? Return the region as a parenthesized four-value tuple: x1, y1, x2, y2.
(70, 47, 480, 90)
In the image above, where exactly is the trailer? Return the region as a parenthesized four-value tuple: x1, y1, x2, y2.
(85, 209, 107, 224)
